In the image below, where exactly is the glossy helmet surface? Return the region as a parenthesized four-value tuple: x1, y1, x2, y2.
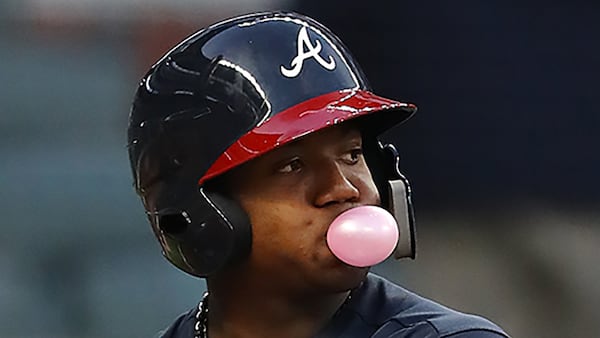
(128, 11, 416, 277)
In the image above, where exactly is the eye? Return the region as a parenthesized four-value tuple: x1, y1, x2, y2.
(342, 148, 363, 164)
(277, 158, 303, 173)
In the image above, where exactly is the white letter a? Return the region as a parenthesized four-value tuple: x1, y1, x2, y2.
(281, 26, 336, 78)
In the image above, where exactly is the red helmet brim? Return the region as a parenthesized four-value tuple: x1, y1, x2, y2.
(199, 89, 416, 185)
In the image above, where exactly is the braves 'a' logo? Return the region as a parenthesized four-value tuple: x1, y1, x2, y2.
(280, 26, 336, 78)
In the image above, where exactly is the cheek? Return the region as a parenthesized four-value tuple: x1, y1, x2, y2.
(241, 199, 311, 245)
(367, 179, 381, 205)
(239, 197, 331, 263)
(356, 166, 381, 205)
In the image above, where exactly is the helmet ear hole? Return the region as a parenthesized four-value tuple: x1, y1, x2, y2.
(159, 212, 190, 236)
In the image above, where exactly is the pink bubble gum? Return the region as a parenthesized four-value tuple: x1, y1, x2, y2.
(326, 205, 399, 267)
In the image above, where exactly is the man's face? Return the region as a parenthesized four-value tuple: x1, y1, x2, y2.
(224, 122, 380, 294)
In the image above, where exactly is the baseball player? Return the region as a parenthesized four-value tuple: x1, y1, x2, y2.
(128, 11, 508, 338)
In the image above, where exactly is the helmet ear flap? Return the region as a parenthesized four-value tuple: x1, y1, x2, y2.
(201, 188, 253, 265)
(385, 170, 417, 259)
(363, 139, 416, 259)
(151, 186, 252, 277)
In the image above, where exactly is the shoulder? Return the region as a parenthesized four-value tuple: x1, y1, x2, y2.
(154, 306, 197, 338)
(324, 273, 509, 338)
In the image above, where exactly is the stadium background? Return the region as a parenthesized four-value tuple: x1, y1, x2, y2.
(1, 0, 598, 337)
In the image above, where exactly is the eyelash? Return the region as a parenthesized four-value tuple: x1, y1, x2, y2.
(277, 158, 303, 174)
(344, 148, 363, 164)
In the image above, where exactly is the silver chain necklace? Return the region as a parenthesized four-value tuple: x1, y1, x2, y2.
(194, 292, 209, 338)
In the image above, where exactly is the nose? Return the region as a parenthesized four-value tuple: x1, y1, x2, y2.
(313, 161, 360, 208)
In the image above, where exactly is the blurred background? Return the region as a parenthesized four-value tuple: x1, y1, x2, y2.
(1, 0, 598, 337)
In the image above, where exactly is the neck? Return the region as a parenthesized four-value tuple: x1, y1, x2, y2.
(204, 278, 352, 338)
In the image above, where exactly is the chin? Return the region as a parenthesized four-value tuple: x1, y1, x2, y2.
(319, 261, 369, 292)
